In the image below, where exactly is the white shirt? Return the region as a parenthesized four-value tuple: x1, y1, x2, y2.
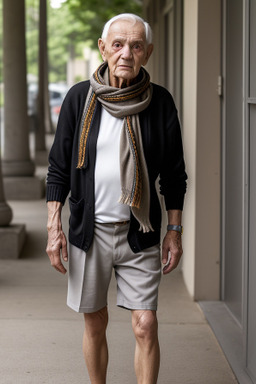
(94, 108, 130, 223)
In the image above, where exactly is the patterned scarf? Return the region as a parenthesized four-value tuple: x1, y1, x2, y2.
(77, 62, 153, 233)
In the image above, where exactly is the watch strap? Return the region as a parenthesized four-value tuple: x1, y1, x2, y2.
(167, 224, 183, 234)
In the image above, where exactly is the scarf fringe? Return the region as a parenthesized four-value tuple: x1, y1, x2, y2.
(132, 206, 154, 233)
(138, 222, 154, 233)
(118, 188, 140, 209)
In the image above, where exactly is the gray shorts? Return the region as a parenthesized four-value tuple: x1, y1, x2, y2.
(67, 222, 161, 313)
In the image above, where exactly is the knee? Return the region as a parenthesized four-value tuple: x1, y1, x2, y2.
(132, 311, 158, 341)
(84, 306, 108, 339)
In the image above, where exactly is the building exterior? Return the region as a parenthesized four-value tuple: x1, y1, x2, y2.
(143, 0, 256, 383)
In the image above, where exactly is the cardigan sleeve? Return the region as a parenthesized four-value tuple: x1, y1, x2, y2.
(46, 81, 89, 205)
(158, 87, 187, 211)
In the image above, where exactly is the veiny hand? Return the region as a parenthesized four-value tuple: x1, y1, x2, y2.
(46, 227, 68, 274)
(162, 230, 183, 274)
(46, 201, 68, 274)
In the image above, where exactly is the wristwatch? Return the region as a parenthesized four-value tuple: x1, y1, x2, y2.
(167, 224, 183, 235)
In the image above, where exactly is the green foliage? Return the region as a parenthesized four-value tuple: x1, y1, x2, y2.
(66, 0, 142, 49)
(26, 0, 39, 80)
(26, 0, 83, 83)
(48, 0, 142, 81)
(0, 0, 142, 85)
(47, 3, 82, 82)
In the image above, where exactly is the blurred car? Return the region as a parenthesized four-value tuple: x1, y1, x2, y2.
(28, 82, 68, 130)
(48, 83, 69, 129)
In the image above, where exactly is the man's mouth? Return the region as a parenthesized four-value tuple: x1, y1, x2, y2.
(118, 64, 132, 69)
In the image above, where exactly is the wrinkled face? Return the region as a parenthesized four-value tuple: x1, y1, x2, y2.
(98, 19, 153, 88)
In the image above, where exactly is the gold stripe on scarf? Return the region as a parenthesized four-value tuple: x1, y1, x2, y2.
(77, 93, 96, 169)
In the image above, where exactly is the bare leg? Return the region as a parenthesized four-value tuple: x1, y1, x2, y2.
(83, 306, 109, 384)
(132, 310, 160, 384)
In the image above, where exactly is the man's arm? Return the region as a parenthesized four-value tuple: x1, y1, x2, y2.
(162, 209, 183, 274)
(46, 201, 68, 274)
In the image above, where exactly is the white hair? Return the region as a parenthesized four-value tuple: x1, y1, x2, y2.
(101, 13, 153, 45)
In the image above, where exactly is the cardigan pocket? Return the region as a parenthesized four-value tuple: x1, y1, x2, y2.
(68, 197, 85, 242)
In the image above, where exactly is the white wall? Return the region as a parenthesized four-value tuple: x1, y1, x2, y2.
(143, 0, 221, 300)
(182, 0, 221, 300)
(182, 0, 198, 298)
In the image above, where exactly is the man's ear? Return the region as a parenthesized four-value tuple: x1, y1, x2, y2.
(143, 44, 154, 66)
(98, 39, 106, 61)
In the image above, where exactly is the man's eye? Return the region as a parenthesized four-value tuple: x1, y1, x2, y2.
(133, 44, 142, 50)
(113, 42, 121, 48)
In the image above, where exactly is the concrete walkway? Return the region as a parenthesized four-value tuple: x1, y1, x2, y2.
(0, 195, 238, 383)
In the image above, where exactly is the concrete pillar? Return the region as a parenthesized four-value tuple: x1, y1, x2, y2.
(2, 0, 44, 199)
(36, 0, 51, 157)
(2, 0, 34, 177)
(0, 158, 26, 259)
(0, 160, 12, 227)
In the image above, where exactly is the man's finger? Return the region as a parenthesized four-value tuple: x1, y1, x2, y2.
(162, 249, 169, 265)
(54, 263, 67, 274)
(163, 259, 176, 274)
(162, 253, 181, 274)
(48, 248, 67, 274)
(61, 236, 68, 262)
(51, 257, 67, 274)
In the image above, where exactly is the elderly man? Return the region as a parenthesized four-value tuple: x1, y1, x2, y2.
(46, 13, 187, 384)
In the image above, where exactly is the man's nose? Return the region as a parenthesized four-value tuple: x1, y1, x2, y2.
(121, 44, 132, 59)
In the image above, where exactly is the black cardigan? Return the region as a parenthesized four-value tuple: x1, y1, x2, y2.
(46, 80, 187, 253)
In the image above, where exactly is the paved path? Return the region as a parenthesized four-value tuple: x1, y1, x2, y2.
(0, 197, 238, 384)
